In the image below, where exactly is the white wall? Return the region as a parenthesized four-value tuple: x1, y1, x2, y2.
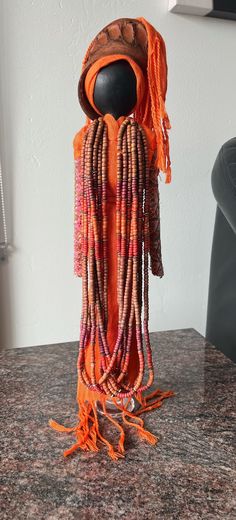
(0, 0, 235, 348)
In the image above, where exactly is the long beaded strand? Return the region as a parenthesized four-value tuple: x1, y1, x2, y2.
(77, 116, 155, 398)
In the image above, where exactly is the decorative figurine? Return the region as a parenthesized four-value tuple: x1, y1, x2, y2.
(49, 17, 175, 460)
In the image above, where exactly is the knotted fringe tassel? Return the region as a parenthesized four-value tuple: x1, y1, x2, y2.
(48, 388, 175, 461)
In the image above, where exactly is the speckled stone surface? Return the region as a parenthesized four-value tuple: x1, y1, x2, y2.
(0, 328, 235, 520)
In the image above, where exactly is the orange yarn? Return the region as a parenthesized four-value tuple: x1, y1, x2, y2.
(136, 17, 171, 183)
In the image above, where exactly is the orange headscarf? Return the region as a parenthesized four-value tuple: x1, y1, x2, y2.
(85, 54, 146, 116)
(81, 17, 171, 183)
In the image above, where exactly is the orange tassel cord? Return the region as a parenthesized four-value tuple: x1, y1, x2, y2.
(49, 17, 175, 460)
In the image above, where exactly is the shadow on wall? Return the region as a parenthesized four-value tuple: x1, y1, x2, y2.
(0, 6, 16, 350)
(0, 132, 15, 348)
(0, 112, 15, 350)
(0, 127, 15, 348)
(0, 131, 14, 350)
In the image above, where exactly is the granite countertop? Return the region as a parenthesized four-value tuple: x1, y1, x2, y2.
(0, 328, 235, 520)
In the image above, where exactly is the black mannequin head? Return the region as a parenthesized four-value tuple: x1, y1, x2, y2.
(93, 59, 137, 119)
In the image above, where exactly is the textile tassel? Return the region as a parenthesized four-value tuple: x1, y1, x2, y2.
(49, 116, 175, 460)
(136, 17, 172, 183)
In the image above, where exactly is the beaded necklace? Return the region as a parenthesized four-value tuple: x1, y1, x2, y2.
(78, 117, 153, 397)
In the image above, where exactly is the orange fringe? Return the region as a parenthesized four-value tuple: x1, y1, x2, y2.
(49, 388, 175, 461)
(136, 17, 172, 183)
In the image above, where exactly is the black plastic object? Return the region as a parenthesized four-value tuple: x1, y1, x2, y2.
(93, 59, 137, 120)
(206, 138, 236, 362)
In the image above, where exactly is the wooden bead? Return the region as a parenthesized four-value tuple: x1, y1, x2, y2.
(76, 116, 155, 398)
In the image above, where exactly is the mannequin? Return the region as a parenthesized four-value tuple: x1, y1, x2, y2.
(49, 17, 174, 461)
(93, 59, 137, 119)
